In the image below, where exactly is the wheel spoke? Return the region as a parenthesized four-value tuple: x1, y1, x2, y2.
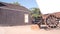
(46, 15, 59, 28)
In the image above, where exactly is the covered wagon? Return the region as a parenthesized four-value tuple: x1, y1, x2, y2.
(35, 0, 60, 28)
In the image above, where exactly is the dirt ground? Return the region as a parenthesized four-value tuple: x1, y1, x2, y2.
(0, 25, 60, 34)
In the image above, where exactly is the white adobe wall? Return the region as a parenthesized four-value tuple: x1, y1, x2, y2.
(36, 0, 60, 14)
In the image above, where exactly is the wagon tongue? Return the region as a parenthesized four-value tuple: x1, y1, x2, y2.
(36, 0, 60, 14)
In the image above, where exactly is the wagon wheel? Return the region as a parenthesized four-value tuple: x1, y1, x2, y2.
(37, 16, 44, 28)
(57, 19, 60, 28)
(46, 15, 59, 28)
(38, 19, 44, 27)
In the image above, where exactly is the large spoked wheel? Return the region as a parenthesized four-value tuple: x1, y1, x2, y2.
(37, 16, 44, 28)
(38, 19, 44, 28)
(46, 15, 59, 28)
(57, 18, 60, 27)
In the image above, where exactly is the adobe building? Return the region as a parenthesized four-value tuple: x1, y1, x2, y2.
(0, 2, 31, 26)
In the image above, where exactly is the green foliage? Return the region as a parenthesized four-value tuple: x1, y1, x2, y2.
(30, 8, 42, 17)
(32, 14, 39, 17)
(12, 2, 20, 6)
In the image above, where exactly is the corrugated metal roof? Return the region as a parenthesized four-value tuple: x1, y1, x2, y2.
(0, 2, 30, 12)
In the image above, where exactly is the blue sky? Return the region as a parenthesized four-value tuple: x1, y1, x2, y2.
(0, 0, 38, 9)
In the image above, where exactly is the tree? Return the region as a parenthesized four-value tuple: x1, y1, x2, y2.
(12, 2, 20, 6)
(30, 8, 42, 17)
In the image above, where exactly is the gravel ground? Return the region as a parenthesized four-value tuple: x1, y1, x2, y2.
(0, 25, 60, 34)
